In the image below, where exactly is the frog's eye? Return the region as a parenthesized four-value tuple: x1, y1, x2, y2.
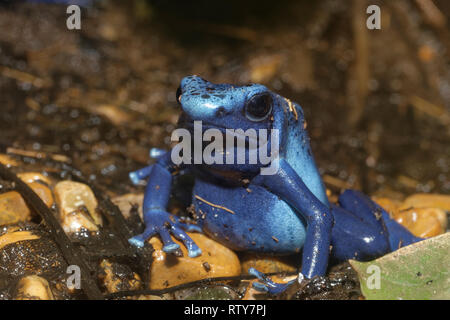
(176, 86, 182, 103)
(244, 93, 273, 122)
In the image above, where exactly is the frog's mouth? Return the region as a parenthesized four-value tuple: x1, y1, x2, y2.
(177, 113, 267, 151)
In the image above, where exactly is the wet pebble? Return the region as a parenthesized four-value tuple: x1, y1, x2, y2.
(149, 233, 241, 290)
(60, 209, 99, 234)
(400, 193, 450, 212)
(239, 252, 298, 274)
(28, 182, 54, 208)
(54, 181, 103, 233)
(99, 259, 142, 294)
(374, 194, 449, 238)
(15, 275, 54, 300)
(0, 191, 32, 225)
(17, 172, 51, 185)
(0, 154, 18, 167)
(394, 207, 447, 238)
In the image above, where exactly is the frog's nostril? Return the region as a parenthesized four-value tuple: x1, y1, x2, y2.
(215, 106, 226, 117)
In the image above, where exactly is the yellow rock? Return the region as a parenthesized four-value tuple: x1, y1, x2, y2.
(0, 191, 32, 225)
(28, 182, 54, 208)
(60, 209, 99, 234)
(0, 230, 40, 250)
(373, 197, 401, 217)
(99, 259, 142, 294)
(111, 193, 144, 220)
(239, 252, 298, 274)
(15, 275, 54, 300)
(394, 207, 447, 238)
(54, 181, 102, 226)
(17, 172, 51, 185)
(400, 193, 450, 211)
(149, 233, 241, 290)
(0, 154, 18, 167)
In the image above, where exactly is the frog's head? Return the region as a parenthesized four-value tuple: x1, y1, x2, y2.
(175, 75, 295, 178)
(177, 75, 273, 131)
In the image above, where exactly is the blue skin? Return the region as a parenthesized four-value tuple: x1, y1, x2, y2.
(129, 75, 422, 294)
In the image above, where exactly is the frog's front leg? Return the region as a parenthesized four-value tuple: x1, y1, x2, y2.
(251, 159, 333, 294)
(128, 152, 203, 258)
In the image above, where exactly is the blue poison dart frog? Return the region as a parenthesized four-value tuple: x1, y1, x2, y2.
(128, 75, 422, 294)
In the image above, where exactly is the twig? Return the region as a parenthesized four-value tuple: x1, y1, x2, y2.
(0, 163, 104, 300)
(409, 95, 450, 125)
(0, 65, 50, 88)
(415, 0, 447, 29)
(349, 0, 370, 126)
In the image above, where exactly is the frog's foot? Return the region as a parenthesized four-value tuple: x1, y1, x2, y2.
(129, 165, 153, 185)
(249, 268, 297, 295)
(128, 214, 203, 258)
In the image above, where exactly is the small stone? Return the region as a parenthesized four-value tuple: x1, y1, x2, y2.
(28, 182, 54, 208)
(99, 259, 142, 294)
(92, 104, 133, 126)
(149, 233, 241, 290)
(0, 154, 18, 167)
(400, 193, 450, 211)
(239, 252, 298, 274)
(0, 191, 32, 225)
(373, 197, 401, 216)
(111, 193, 144, 220)
(17, 172, 51, 185)
(54, 181, 102, 226)
(0, 230, 40, 250)
(15, 275, 54, 300)
(60, 209, 99, 234)
(393, 207, 447, 238)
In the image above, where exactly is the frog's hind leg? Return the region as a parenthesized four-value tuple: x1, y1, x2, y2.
(337, 190, 423, 251)
(330, 204, 390, 261)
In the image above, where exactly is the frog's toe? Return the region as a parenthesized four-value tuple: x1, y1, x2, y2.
(149, 147, 167, 159)
(159, 229, 181, 253)
(128, 228, 156, 248)
(249, 268, 295, 295)
(128, 236, 145, 248)
(171, 226, 202, 258)
(129, 172, 141, 185)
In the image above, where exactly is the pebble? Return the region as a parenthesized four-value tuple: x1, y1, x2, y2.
(15, 275, 54, 300)
(399, 193, 450, 211)
(239, 252, 298, 274)
(54, 181, 102, 226)
(111, 193, 144, 220)
(0, 230, 40, 250)
(0, 191, 32, 225)
(28, 182, 54, 208)
(394, 207, 447, 238)
(374, 194, 448, 238)
(0, 154, 18, 167)
(60, 209, 99, 234)
(149, 233, 241, 290)
(17, 172, 51, 185)
(99, 259, 142, 294)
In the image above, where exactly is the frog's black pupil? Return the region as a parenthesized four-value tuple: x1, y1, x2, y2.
(245, 93, 272, 121)
(176, 86, 182, 103)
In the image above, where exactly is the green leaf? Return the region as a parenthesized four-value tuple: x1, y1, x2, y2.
(349, 233, 450, 300)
